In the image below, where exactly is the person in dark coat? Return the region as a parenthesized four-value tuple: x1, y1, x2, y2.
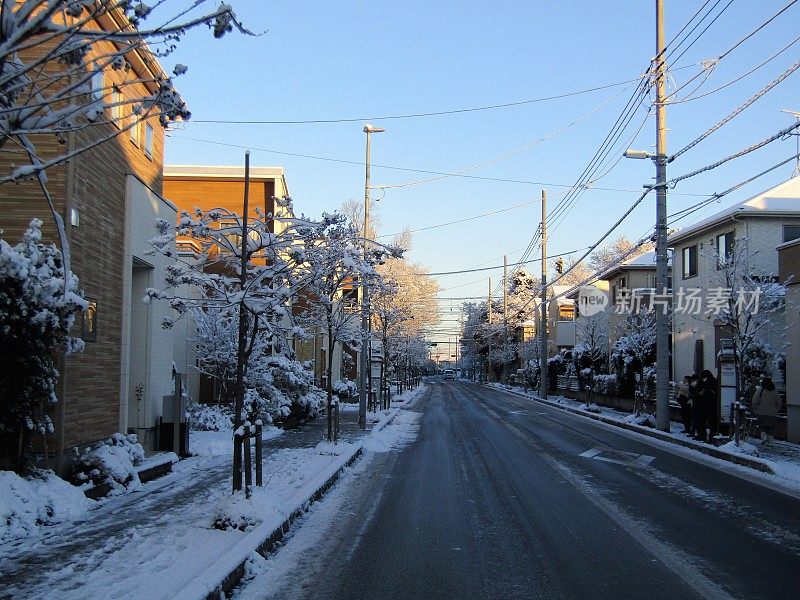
(689, 374, 705, 442)
(701, 369, 719, 443)
(677, 375, 692, 435)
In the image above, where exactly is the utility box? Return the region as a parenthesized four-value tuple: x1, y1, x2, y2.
(159, 394, 188, 457)
(718, 338, 737, 432)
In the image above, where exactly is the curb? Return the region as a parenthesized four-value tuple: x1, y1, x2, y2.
(493, 385, 775, 475)
(176, 445, 364, 600)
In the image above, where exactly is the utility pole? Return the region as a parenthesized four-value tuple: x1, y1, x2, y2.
(487, 277, 492, 382)
(503, 255, 508, 384)
(654, 0, 670, 432)
(539, 190, 548, 400)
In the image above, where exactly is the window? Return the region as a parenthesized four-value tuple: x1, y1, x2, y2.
(129, 113, 139, 145)
(110, 88, 122, 125)
(682, 245, 698, 279)
(716, 231, 735, 269)
(783, 224, 800, 243)
(144, 123, 154, 158)
(558, 305, 575, 321)
(91, 68, 104, 101)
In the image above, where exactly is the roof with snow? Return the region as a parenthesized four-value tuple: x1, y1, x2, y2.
(668, 177, 800, 246)
(598, 250, 673, 281)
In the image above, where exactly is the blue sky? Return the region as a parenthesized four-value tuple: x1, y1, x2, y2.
(162, 1, 800, 338)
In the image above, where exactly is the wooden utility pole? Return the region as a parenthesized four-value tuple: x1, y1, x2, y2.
(487, 277, 492, 382)
(503, 255, 508, 384)
(232, 150, 251, 493)
(654, 0, 670, 431)
(539, 190, 548, 400)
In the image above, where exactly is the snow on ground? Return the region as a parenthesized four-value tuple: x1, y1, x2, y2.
(489, 383, 800, 488)
(190, 424, 283, 458)
(230, 389, 425, 600)
(0, 470, 92, 544)
(0, 384, 428, 600)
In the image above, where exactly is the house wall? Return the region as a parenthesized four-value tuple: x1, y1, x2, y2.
(120, 176, 177, 450)
(779, 240, 800, 442)
(0, 40, 165, 454)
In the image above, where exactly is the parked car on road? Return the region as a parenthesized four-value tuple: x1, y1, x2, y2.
(443, 369, 455, 380)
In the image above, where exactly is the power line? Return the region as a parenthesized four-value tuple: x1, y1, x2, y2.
(165, 135, 710, 195)
(670, 120, 800, 184)
(376, 85, 632, 190)
(668, 33, 800, 105)
(189, 78, 643, 124)
(670, 56, 800, 160)
(423, 247, 590, 277)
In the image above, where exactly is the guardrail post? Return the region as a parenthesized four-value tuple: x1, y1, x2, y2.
(255, 421, 263, 487)
(243, 423, 252, 498)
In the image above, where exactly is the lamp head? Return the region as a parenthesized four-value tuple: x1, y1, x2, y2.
(624, 148, 651, 160)
(364, 124, 386, 134)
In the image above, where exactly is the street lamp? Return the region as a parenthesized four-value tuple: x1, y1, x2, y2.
(359, 123, 385, 429)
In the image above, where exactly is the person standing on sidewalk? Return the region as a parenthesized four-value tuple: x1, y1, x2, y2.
(701, 370, 719, 443)
(752, 376, 781, 445)
(677, 376, 692, 435)
(690, 374, 705, 442)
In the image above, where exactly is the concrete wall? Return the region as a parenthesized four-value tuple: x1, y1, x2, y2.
(121, 176, 177, 450)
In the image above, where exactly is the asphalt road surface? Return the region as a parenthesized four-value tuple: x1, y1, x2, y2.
(246, 380, 800, 600)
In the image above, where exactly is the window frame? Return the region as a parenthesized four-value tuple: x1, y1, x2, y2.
(783, 224, 800, 244)
(682, 244, 698, 279)
(143, 123, 154, 159)
(716, 230, 735, 270)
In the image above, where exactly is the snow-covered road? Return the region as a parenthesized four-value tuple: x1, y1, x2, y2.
(233, 380, 800, 600)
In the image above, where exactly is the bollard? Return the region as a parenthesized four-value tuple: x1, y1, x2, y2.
(334, 402, 340, 444)
(255, 421, 263, 487)
(243, 423, 252, 499)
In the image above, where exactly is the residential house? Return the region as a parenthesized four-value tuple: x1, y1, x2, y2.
(162, 166, 345, 402)
(668, 177, 800, 390)
(0, 17, 176, 463)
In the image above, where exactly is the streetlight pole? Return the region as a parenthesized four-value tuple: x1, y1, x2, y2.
(359, 124, 385, 429)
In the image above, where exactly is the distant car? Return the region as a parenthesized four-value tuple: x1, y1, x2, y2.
(443, 369, 455, 380)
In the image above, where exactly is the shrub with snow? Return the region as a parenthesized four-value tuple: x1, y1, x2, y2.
(592, 374, 619, 396)
(0, 220, 87, 470)
(187, 400, 233, 432)
(332, 378, 358, 403)
(578, 402, 602, 413)
(0, 469, 91, 543)
(70, 433, 145, 494)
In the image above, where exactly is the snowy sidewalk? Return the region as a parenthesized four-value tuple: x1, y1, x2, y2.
(488, 383, 800, 488)
(0, 392, 422, 600)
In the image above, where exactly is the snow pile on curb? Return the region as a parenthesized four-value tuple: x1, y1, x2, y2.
(718, 440, 761, 457)
(0, 470, 92, 543)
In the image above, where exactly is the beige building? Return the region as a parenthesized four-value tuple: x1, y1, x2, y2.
(668, 177, 800, 385)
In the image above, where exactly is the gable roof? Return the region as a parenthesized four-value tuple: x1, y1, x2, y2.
(668, 176, 800, 246)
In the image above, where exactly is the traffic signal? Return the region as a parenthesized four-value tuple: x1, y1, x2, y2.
(555, 257, 564, 274)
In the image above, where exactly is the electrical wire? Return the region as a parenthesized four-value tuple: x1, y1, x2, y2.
(668, 151, 800, 226)
(670, 57, 800, 160)
(375, 84, 633, 190)
(670, 120, 800, 184)
(422, 247, 591, 277)
(188, 78, 646, 125)
(668, 34, 800, 104)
